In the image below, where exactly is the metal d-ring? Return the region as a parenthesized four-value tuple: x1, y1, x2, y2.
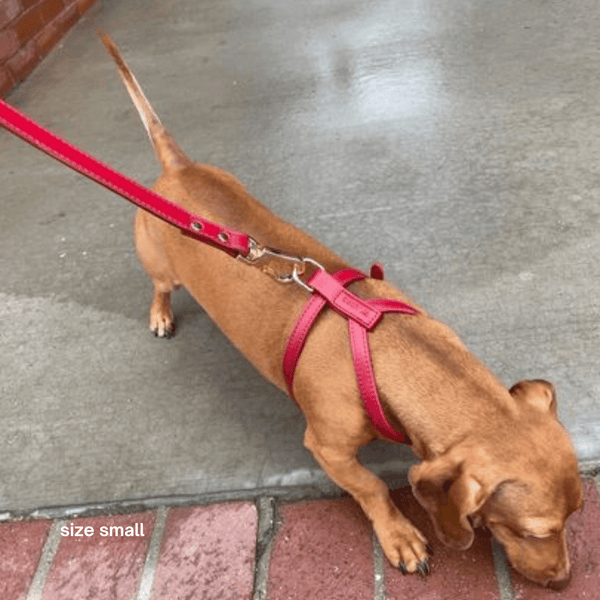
(291, 257, 323, 293)
(291, 264, 313, 293)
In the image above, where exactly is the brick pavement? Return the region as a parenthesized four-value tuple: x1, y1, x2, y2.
(1, 478, 598, 600)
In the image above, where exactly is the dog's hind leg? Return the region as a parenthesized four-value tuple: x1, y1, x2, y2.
(135, 210, 179, 338)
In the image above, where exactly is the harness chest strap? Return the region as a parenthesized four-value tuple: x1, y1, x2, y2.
(283, 267, 419, 444)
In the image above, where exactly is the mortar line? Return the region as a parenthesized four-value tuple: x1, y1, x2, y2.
(135, 506, 169, 600)
(253, 496, 277, 600)
(26, 519, 63, 600)
(491, 539, 516, 600)
(371, 531, 386, 600)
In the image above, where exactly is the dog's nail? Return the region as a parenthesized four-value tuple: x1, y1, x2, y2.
(426, 543, 435, 556)
(417, 560, 430, 576)
(398, 563, 408, 575)
(165, 321, 176, 338)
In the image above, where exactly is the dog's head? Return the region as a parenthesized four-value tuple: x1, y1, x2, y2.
(409, 380, 583, 590)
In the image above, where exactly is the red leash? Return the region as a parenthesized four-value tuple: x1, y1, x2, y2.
(0, 99, 250, 257)
(0, 98, 418, 444)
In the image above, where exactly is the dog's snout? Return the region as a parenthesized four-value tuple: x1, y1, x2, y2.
(546, 569, 572, 591)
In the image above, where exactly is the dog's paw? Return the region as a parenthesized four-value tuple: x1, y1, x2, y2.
(376, 520, 432, 575)
(150, 311, 176, 338)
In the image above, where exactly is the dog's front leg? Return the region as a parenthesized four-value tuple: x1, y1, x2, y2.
(304, 426, 431, 574)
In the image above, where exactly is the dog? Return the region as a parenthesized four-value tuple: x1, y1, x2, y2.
(101, 34, 583, 590)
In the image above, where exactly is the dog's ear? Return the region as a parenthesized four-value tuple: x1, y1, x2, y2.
(509, 379, 557, 416)
(409, 448, 498, 550)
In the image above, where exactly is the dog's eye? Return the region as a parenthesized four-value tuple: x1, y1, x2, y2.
(525, 532, 555, 541)
(514, 528, 553, 540)
(515, 527, 557, 541)
(498, 524, 526, 539)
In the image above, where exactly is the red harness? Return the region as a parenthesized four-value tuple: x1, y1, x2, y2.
(283, 266, 417, 443)
(0, 99, 417, 444)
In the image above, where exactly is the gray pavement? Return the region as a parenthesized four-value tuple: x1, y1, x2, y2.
(0, 0, 598, 514)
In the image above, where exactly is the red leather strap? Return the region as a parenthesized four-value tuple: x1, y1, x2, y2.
(370, 262, 385, 280)
(366, 297, 419, 317)
(0, 99, 250, 257)
(348, 319, 406, 443)
(283, 267, 418, 444)
(283, 269, 366, 396)
(307, 269, 382, 330)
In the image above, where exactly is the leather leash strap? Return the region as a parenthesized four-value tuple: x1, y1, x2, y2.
(0, 98, 419, 444)
(283, 266, 418, 444)
(0, 99, 250, 257)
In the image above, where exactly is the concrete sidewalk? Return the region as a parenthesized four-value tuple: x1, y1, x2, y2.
(1, 0, 599, 517)
(2, 478, 599, 600)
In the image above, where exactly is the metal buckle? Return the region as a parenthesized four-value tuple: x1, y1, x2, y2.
(239, 237, 323, 292)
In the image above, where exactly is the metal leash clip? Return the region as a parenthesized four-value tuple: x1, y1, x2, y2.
(240, 237, 323, 293)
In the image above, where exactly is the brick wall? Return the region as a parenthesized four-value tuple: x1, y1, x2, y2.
(0, 0, 99, 97)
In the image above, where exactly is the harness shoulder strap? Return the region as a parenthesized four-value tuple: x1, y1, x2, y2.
(283, 269, 365, 396)
(283, 267, 418, 444)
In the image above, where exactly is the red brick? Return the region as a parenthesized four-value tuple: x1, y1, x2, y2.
(385, 487, 500, 599)
(55, 5, 78, 36)
(511, 478, 600, 599)
(34, 4, 79, 59)
(12, 7, 43, 44)
(38, 0, 65, 24)
(0, 520, 52, 600)
(76, 0, 98, 16)
(42, 512, 155, 600)
(0, 65, 16, 97)
(0, 0, 22, 29)
(0, 28, 19, 62)
(34, 20, 62, 58)
(21, 0, 43, 9)
(7, 37, 39, 83)
(268, 499, 374, 600)
(152, 503, 256, 600)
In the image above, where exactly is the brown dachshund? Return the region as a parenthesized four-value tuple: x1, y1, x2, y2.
(102, 34, 583, 589)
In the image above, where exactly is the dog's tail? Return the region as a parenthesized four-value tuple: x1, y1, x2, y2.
(100, 31, 190, 172)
